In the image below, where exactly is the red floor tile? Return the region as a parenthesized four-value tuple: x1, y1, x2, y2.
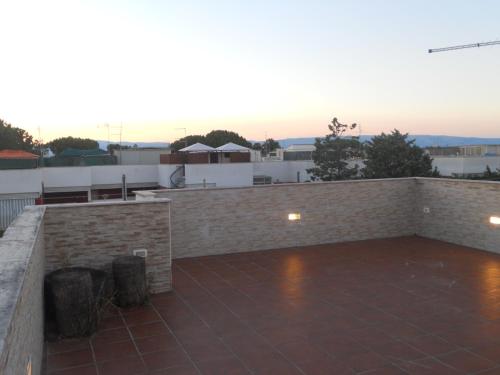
(437, 349, 497, 373)
(97, 355, 147, 375)
(48, 364, 97, 375)
(91, 327, 131, 345)
(47, 348, 93, 371)
(129, 321, 170, 339)
(92, 339, 138, 362)
(135, 333, 180, 354)
(44, 237, 500, 375)
(142, 347, 191, 371)
(47, 338, 90, 355)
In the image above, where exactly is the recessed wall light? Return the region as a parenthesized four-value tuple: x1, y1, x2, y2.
(288, 213, 301, 221)
(489, 216, 500, 225)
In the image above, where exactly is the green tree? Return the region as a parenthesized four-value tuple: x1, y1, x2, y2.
(362, 130, 438, 178)
(307, 117, 362, 181)
(48, 137, 100, 155)
(261, 138, 281, 156)
(169, 135, 207, 152)
(252, 142, 263, 151)
(107, 143, 132, 153)
(0, 118, 35, 151)
(204, 130, 252, 148)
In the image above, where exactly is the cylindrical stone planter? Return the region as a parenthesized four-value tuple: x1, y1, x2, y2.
(49, 269, 98, 337)
(112, 256, 147, 307)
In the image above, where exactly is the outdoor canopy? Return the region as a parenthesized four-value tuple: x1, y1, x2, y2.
(215, 142, 250, 152)
(178, 143, 216, 153)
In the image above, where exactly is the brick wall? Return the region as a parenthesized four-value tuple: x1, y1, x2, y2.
(44, 200, 172, 293)
(187, 153, 210, 164)
(229, 152, 250, 162)
(416, 178, 500, 254)
(160, 153, 184, 164)
(151, 179, 418, 258)
(0, 206, 45, 375)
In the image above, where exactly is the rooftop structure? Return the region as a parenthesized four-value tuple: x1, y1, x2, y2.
(284, 144, 316, 161)
(426, 144, 500, 157)
(0, 150, 40, 159)
(0, 177, 499, 374)
(0, 149, 39, 169)
(178, 143, 216, 153)
(215, 142, 250, 152)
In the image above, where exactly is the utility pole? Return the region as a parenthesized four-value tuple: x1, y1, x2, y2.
(175, 128, 188, 148)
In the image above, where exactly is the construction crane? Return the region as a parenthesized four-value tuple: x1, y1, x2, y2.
(428, 40, 500, 53)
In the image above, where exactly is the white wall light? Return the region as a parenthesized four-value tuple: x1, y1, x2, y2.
(489, 216, 500, 225)
(288, 213, 301, 221)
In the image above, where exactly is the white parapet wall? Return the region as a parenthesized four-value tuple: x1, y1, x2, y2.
(91, 165, 159, 187)
(0, 169, 43, 196)
(432, 156, 500, 176)
(42, 167, 92, 191)
(253, 161, 315, 183)
(158, 164, 183, 188)
(185, 163, 254, 187)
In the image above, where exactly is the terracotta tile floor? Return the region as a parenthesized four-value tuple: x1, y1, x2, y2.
(45, 236, 500, 374)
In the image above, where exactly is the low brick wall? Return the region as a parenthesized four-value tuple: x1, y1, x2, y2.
(44, 200, 172, 293)
(0, 200, 172, 375)
(416, 178, 500, 254)
(0, 206, 45, 375)
(146, 178, 418, 258)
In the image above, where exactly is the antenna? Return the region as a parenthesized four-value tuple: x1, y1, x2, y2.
(97, 123, 111, 145)
(175, 128, 187, 148)
(428, 40, 500, 53)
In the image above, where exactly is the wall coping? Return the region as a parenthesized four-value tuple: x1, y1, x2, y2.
(42, 198, 171, 209)
(134, 177, 500, 197)
(415, 177, 500, 186)
(0, 206, 45, 367)
(136, 177, 418, 196)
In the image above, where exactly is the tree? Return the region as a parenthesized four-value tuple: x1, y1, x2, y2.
(48, 137, 100, 155)
(204, 130, 252, 148)
(0, 118, 35, 151)
(362, 130, 438, 178)
(307, 117, 362, 181)
(169, 130, 252, 152)
(169, 135, 206, 152)
(252, 142, 263, 151)
(465, 165, 500, 181)
(261, 138, 281, 156)
(107, 143, 132, 153)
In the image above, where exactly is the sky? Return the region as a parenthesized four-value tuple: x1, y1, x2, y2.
(1, 0, 500, 143)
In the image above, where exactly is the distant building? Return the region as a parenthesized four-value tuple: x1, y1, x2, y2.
(426, 144, 500, 157)
(283, 144, 315, 161)
(160, 142, 251, 164)
(460, 144, 500, 157)
(43, 148, 116, 167)
(113, 148, 170, 165)
(0, 150, 39, 169)
(262, 148, 284, 161)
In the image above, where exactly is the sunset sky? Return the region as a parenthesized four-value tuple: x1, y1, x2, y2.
(1, 0, 500, 143)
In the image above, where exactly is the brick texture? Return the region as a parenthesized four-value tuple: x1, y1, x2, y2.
(43, 201, 172, 293)
(152, 179, 418, 258)
(416, 178, 500, 254)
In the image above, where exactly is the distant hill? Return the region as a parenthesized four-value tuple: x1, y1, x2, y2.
(96, 136, 500, 151)
(270, 135, 500, 149)
(98, 140, 169, 150)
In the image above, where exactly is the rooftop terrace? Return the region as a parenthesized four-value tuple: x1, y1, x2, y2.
(46, 236, 500, 374)
(0, 177, 498, 375)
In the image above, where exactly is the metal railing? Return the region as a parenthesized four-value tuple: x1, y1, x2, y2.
(0, 198, 36, 230)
